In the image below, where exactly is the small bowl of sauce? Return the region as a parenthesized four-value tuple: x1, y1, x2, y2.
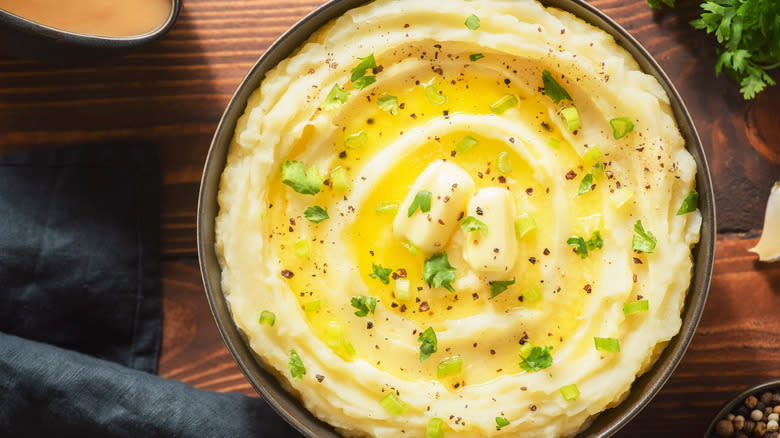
(0, 0, 180, 62)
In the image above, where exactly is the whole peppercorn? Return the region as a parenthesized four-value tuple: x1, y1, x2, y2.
(769, 414, 779, 423)
(767, 432, 779, 438)
(769, 420, 780, 432)
(748, 396, 760, 409)
(746, 420, 757, 434)
(771, 393, 780, 405)
(754, 421, 767, 437)
(762, 392, 774, 405)
(758, 402, 768, 412)
(716, 419, 735, 437)
(774, 406, 780, 415)
(753, 410, 766, 421)
(736, 416, 747, 430)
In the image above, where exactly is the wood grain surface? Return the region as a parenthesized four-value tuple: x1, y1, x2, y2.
(1, 0, 778, 436)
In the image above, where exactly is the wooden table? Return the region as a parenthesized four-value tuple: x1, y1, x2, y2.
(1, 0, 778, 436)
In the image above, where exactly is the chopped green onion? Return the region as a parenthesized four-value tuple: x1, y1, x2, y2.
(344, 342, 357, 357)
(375, 201, 399, 216)
(418, 326, 438, 362)
(514, 215, 537, 239)
(425, 85, 448, 105)
(436, 356, 463, 378)
(456, 135, 479, 153)
(377, 93, 400, 115)
(344, 131, 368, 149)
(489, 94, 518, 114)
(577, 173, 594, 196)
(327, 321, 345, 348)
(632, 220, 656, 253)
(469, 53, 484, 62)
(582, 146, 602, 167)
(542, 70, 573, 103)
(519, 345, 553, 372)
(594, 337, 620, 352)
(281, 160, 323, 195)
(497, 151, 512, 174)
(609, 117, 634, 139)
(303, 300, 321, 312)
(352, 75, 376, 89)
(294, 239, 310, 257)
(304, 205, 329, 223)
(460, 216, 488, 234)
(423, 252, 456, 292)
(495, 417, 510, 430)
(592, 161, 605, 181)
(489, 277, 516, 298)
(322, 84, 349, 111)
(427, 417, 444, 438)
(408, 190, 433, 217)
(623, 299, 649, 315)
(560, 106, 580, 131)
(522, 286, 542, 303)
(330, 166, 350, 191)
(380, 392, 408, 415)
(369, 262, 393, 284)
(464, 14, 480, 30)
(676, 190, 699, 215)
(611, 188, 634, 209)
(548, 138, 561, 148)
(402, 240, 420, 255)
(395, 279, 410, 301)
(259, 310, 276, 326)
(351, 295, 377, 317)
(350, 54, 376, 82)
(288, 349, 306, 380)
(559, 384, 580, 401)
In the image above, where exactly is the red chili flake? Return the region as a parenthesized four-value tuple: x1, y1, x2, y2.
(565, 170, 577, 180)
(372, 65, 384, 74)
(404, 23, 410, 28)
(438, 218, 445, 225)
(281, 270, 294, 279)
(289, 218, 296, 226)
(636, 147, 645, 152)
(493, 248, 500, 253)
(397, 268, 407, 278)
(633, 274, 638, 283)
(530, 405, 537, 411)
(411, 114, 417, 119)
(400, 304, 407, 312)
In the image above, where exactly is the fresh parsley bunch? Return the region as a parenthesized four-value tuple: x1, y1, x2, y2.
(648, 0, 780, 99)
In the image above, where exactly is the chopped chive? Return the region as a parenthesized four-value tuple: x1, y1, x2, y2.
(303, 300, 321, 312)
(582, 146, 602, 167)
(632, 220, 656, 253)
(676, 190, 699, 215)
(375, 201, 400, 216)
(514, 215, 537, 239)
(594, 337, 620, 352)
(464, 14, 480, 30)
(456, 135, 479, 153)
(343, 342, 356, 357)
(460, 216, 488, 234)
(395, 279, 411, 301)
(344, 131, 368, 149)
(523, 286, 542, 303)
(402, 240, 420, 255)
(408, 190, 433, 217)
(436, 356, 463, 378)
(560, 106, 580, 131)
(259, 310, 276, 326)
(427, 417, 444, 438)
(330, 166, 350, 191)
(294, 239, 310, 257)
(379, 392, 408, 415)
(327, 321, 345, 348)
(490, 94, 518, 114)
(610, 117, 634, 139)
(497, 151, 512, 174)
(623, 299, 649, 315)
(560, 384, 580, 401)
(548, 138, 561, 148)
(425, 85, 448, 105)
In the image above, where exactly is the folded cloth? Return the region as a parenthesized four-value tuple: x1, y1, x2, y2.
(0, 143, 160, 373)
(0, 332, 301, 437)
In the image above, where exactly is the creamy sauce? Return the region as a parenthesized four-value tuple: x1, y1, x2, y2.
(0, 0, 172, 37)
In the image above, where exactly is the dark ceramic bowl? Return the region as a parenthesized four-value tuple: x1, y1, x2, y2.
(0, 0, 180, 62)
(704, 381, 780, 438)
(198, 1, 717, 436)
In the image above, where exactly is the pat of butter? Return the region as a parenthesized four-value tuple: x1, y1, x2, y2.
(393, 160, 475, 253)
(463, 187, 518, 273)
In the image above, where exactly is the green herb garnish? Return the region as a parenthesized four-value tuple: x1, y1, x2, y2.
(417, 326, 438, 362)
(560, 106, 580, 131)
(259, 310, 276, 326)
(322, 84, 349, 110)
(377, 93, 399, 115)
(344, 130, 368, 149)
(489, 94, 518, 114)
(369, 262, 392, 284)
(427, 417, 444, 438)
(469, 53, 485, 62)
(303, 205, 329, 223)
(542, 69, 573, 103)
(514, 215, 537, 239)
(375, 201, 399, 216)
(609, 117, 634, 139)
(566, 231, 603, 258)
(436, 356, 463, 378)
(352, 75, 376, 89)
(489, 277, 516, 298)
(676, 190, 699, 215)
(519, 344, 553, 372)
(623, 299, 649, 315)
(460, 216, 487, 234)
(425, 84, 448, 105)
(423, 252, 456, 292)
(281, 160, 323, 195)
(407, 190, 432, 217)
(594, 337, 621, 352)
(497, 151, 512, 174)
(465, 14, 480, 30)
(351, 295, 377, 317)
(495, 417, 510, 430)
(632, 220, 657, 253)
(302, 299, 321, 312)
(456, 135, 479, 153)
(294, 239, 310, 257)
(379, 392, 408, 415)
(350, 54, 376, 82)
(577, 173, 594, 195)
(288, 349, 306, 380)
(560, 384, 580, 401)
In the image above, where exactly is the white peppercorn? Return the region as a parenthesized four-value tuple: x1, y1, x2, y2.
(769, 420, 779, 433)
(753, 410, 765, 421)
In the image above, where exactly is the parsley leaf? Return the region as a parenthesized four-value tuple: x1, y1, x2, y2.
(676, 190, 699, 215)
(377, 93, 399, 115)
(469, 53, 485, 62)
(577, 173, 594, 195)
(460, 216, 488, 234)
(465, 14, 480, 30)
(423, 252, 456, 292)
(288, 349, 306, 380)
(407, 190, 432, 217)
(542, 70, 573, 103)
(281, 160, 323, 195)
(350, 54, 376, 82)
(646, 0, 674, 9)
(322, 84, 349, 111)
(566, 231, 603, 258)
(303, 205, 329, 223)
(352, 75, 376, 90)
(369, 263, 392, 284)
(632, 220, 657, 253)
(495, 417, 510, 430)
(489, 277, 516, 298)
(519, 345, 553, 372)
(417, 326, 438, 362)
(351, 295, 377, 317)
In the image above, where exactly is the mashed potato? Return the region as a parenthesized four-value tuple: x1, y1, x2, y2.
(215, 0, 701, 436)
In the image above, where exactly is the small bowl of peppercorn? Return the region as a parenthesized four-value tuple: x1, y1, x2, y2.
(706, 381, 780, 438)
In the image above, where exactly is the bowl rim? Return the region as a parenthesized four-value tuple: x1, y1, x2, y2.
(0, 0, 180, 46)
(197, 1, 716, 437)
(703, 380, 780, 438)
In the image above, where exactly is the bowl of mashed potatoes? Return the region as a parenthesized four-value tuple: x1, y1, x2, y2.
(198, 0, 716, 437)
